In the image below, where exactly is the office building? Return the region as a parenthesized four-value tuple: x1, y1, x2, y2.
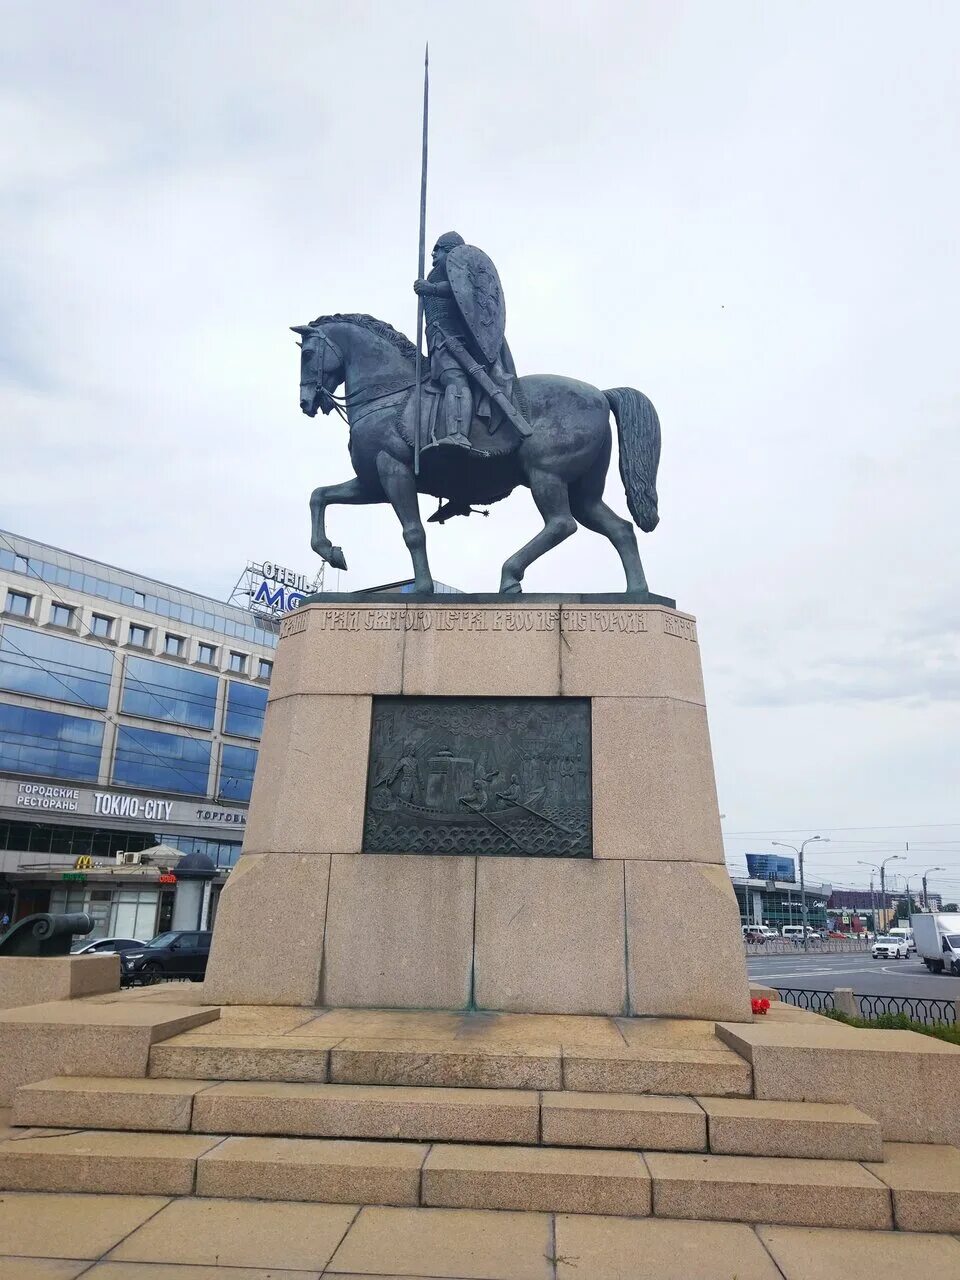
(744, 853, 796, 883)
(0, 529, 280, 939)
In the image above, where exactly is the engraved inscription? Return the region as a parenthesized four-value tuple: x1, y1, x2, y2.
(562, 610, 647, 634)
(279, 612, 308, 639)
(363, 697, 592, 858)
(662, 614, 698, 643)
(303, 606, 662, 635)
(310, 607, 560, 633)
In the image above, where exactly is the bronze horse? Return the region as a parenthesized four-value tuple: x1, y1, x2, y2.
(294, 313, 661, 594)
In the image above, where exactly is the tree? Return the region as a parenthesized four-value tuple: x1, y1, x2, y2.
(945, 903, 959, 913)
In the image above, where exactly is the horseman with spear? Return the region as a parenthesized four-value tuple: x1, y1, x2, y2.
(410, 49, 531, 464)
(292, 47, 663, 597)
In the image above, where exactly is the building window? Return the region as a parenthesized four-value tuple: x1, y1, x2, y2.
(0, 624, 114, 708)
(0, 703, 104, 781)
(128, 624, 151, 649)
(90, 614, 114, 639)
(112, 725, 211, 796)
(197, 642, 217, 666)
(6, 590, 32, 618)
(224, 681, 268, 739)
(257, 658, 273, 681)
(164, 633, 185, 658)
(133, 591, 146, 609)
(50, 603, 75, 627)
(219, 743, 258, 802)
(121, 655, 218, 730)
(228, 651, 247, 674)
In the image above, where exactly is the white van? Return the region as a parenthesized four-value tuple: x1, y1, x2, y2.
(782, 925, 821, 942)
(887, 927, 915, 953)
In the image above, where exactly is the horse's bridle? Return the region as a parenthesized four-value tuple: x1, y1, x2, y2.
(307, 327, 415, 427)
(310, 329, 349, 422)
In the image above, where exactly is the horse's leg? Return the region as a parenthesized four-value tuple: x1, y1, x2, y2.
(500, 469, 577, 594)
(375, 452, 434, 592)
(569, 443, 649, 592)
(310, 476, 378, 571)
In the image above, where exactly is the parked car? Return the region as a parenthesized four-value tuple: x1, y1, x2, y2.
(872, 936, 910, 960)
(71, 937, 145, 956)
(120, 930, 212, 983)
(742, 927, 768, 943)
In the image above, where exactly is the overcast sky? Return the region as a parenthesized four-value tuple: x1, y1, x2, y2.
(2, 1, 958, 896)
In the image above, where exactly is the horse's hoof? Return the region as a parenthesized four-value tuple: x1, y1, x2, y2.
(328, 546, 348, 571)
(499, 581, 522, 596)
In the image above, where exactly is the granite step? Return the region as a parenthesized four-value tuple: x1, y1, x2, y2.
(647, 1151, 893, 1229)
(190, 1080, 541, 1145)
(14, 1077, 883, 1163)
(0, 1130, 907, 1227)
(0, 1129, 224, 1195)
(695, 1096, 883, 1161)
(13, 1075, 208, 1133)
(149, 1031, 753, 1096)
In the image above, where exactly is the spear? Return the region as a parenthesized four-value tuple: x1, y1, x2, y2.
(414, 43, 429, 476)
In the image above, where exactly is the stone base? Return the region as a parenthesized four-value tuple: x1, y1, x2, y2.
(205, 852, 751, 1020)
(204, 598, 751, 1022)
(717, 1020, 960, 1147)
(0, 953, 120, 1011)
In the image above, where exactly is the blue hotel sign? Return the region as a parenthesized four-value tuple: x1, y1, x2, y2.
(252, 560, 314, 613)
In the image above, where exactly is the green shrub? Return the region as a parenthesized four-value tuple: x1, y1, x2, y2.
(824, 1009, 960, 1045)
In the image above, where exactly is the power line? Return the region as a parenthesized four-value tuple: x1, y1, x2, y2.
(723, 823, 960, 836)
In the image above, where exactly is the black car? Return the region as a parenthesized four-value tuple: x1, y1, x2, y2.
(121, 930, 212, 984)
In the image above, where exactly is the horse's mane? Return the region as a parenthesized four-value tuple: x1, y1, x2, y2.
(309, 313, 416, 360)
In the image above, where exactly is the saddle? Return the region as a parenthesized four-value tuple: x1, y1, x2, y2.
(397, 384, 523, 460)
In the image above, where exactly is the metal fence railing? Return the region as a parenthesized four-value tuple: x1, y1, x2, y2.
(745, 938, 871, 956)
(773, 987, 836, 1013)
(774, 987, 958, 1026)
(853, 993, 958, 1025)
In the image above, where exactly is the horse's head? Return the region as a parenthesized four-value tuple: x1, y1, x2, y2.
(291, 324, 345, 418)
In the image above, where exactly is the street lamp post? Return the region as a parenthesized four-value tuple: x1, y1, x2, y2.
(859, 855, 906, 934)
(901, 875, 915, 923)
(773, 837, 829, 951)
(921, 867, 945, 911)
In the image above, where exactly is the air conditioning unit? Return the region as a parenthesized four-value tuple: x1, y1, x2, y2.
(120, 852, 142, 866)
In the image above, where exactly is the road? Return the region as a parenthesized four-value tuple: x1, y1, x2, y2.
(747, 950, 960, 999)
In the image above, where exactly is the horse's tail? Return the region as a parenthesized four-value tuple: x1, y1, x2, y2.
(604, 387, 661, 532)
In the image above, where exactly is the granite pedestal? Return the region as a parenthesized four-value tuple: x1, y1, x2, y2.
(204, 598, 751, 1021)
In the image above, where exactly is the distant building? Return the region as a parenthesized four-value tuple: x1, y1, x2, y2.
(732, 875, 828, 931)
(744, 853, 796, 883)
(0, 529, 281, 939)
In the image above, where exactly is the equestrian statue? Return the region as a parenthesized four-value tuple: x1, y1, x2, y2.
(292, 52, 662, 596)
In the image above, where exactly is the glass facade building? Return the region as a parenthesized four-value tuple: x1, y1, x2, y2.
(744, 853, 796, 883)
(0, 527, 285, 937)
(0, 703, 104, 782)
(121, 656, 219, 730)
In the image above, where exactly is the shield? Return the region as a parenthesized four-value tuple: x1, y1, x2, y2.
(446, 244, 506, 364)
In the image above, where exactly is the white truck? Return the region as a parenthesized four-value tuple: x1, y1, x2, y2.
(911, 913, 960, 974)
